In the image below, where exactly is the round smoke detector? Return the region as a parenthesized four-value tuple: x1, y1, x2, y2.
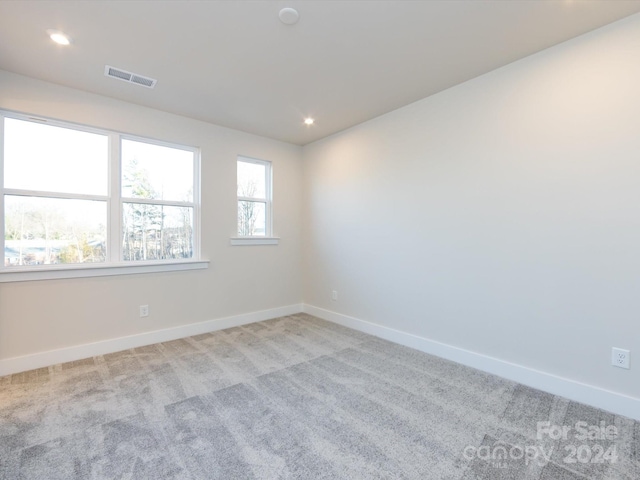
(279, 7, 299, 25)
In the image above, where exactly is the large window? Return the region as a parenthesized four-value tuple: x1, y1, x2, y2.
(1, 112, 200, 273)
(237, 156, 272, 237)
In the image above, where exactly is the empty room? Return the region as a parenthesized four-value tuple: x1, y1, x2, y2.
(1, 1, 639, 479)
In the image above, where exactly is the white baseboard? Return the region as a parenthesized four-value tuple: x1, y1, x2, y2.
(6, 302, 638, 421)
(303, 304, 640, 421)
(0, 304, 303, 377)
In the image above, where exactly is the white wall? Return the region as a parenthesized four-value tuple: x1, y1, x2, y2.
(302, 14, 640, 402)
(0, 70, 303, 362)
(2, 12, 640, 418)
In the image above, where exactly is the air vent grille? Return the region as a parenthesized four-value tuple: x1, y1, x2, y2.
(131, 75, 155, 87)
(104, 65, 157, 89)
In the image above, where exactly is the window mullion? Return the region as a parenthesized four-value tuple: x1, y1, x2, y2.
(266, 162, 272, 236)
(0, 116, 5, 272)
(193, 149, 201, 259)
(3, 189, 108, 202)
(121, 197, 194, 208)
(237, 196, 267, 203)
(108, 134, 121, 263)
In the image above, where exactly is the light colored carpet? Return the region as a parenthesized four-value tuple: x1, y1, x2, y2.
(0, 313, 638, 479)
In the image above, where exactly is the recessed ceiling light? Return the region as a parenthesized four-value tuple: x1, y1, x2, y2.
(279, 7, 299, 25)
(46, 29, 71, 45)
(304, 118, 314, 126)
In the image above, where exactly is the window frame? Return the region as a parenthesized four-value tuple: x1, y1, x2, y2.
(234, 155, 278, 245)
(0, 110, 206, 281)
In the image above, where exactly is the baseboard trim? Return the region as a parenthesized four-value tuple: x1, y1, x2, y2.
(0, 304, 303, 377)
(303, 304, 640, 421)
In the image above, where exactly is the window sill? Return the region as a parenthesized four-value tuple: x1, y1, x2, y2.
(230, 237, 279, 246)
(0, 259, 209, 283)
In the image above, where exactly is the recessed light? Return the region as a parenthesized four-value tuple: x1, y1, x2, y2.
(279, 7, 299, 25)
(304, 118, 314, 126)
(46, 29, 71, 46)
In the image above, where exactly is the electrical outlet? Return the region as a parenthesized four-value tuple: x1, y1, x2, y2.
(611, 347, 630, 369)
(139, 305, 149, 318)
(331, 290, 338, 301)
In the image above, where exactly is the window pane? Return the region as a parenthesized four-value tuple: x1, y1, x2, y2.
(4, 118, 108, 195)
(238, 201, 266, 236)
(121, 140, 194, 202)
(122, 203, 193, 261)
(237, 161, 266, 199)
(4, 195, 106, 266)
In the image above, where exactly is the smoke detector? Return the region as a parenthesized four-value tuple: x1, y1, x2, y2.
(104, 65, 157, 89)
(279, 8, 299, 25)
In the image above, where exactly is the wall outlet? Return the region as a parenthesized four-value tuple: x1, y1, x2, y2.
(611, 347, 630, 369)
(139, 305, 149, 317)
(331, 290, 338, 301)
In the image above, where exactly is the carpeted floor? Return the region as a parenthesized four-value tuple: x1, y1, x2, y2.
(0, 313, 638, 479)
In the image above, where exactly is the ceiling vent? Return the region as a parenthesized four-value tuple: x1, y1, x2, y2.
(104, 65, 157, 89)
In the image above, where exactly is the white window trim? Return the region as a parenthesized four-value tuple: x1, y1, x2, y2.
(0, 110, 206, 281)
(234, 155, 275, 245)
(0, 260, 209, 283)
(230, 237, 279, 246)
